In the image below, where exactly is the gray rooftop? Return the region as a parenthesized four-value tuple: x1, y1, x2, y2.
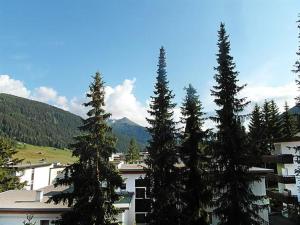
(0, 185, 69, 212)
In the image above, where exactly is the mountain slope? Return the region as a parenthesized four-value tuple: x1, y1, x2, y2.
(0, 93, 82, 148)
(109, 117, 150, 151)
(0, 93, 149, 152)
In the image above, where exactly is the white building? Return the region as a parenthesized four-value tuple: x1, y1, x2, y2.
(262, 136, 300, 216)
(1, 161, 272, 225)
(0, 185, 133, 225)
(14, 163, 65, 190)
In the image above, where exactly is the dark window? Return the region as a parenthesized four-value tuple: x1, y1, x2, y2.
(135, 199, 151, 212)
(40, 220, 49, 225)
(31, 169, 35, 181)
(120, 182, 126, 190)
(135, 178, 149, 187)
(136, 213, 147, 223)
(136, 188, 145, 199)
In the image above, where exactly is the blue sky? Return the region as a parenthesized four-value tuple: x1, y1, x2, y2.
(0, 0, 299, 126)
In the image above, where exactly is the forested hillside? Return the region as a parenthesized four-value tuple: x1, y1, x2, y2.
(0, 93, 149, 151)
(0, 93, 82, 148)
(109, 117, 150, 151)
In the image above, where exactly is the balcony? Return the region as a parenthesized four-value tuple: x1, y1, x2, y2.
(266, 189, 298, 204)
(266, 174, 296, 184)
(261, 154, 294, 164)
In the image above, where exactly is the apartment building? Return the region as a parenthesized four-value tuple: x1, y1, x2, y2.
(262, 136, 300, 216)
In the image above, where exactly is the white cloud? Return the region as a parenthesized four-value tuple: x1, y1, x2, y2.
(242, 81, 298, 111)
(32, 86, 69, 110)
(2, 73, 298, 128)
(0, 75, 30, 98)
(0, 74, 149, 126)
(105, 79, 148, 126)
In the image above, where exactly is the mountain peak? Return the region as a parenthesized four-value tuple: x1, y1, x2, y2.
(117, 117, 139, 126)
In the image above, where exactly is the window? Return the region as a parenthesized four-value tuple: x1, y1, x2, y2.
(40, 220, 49, 225)
(135, 199, 151, 212)
(136, 213, 147, 223)
(31, 169, 35, 181)
(135, 178, 149, 187)
(136, 188, 145, 199)
(120, 182, 126, 190)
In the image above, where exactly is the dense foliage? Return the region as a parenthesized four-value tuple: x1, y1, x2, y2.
(125, 138, 140, 163)
(109, 117, 150, 151)
(145, 47, 181, 225)
(0, 93, 82, 148)
(281, 102, 297, 138)
(0, 136, 24, 192)
(50, 73, 122, 225)
(211, 23, 264, 225)
(180, 84, 212, 225)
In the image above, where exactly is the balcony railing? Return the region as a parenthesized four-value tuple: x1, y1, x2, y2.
(261, 154, 294, 164)
(266, 174, 296, 184)
(266, 189, 298, 204)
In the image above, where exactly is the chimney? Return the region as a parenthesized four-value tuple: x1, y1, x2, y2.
(35, 190, 43, 202)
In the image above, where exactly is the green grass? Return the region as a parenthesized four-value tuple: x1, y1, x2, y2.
(14, 143, 77, 164)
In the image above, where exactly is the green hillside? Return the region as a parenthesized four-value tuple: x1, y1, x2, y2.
(109, 117, 150, 151)
(0, 93, 82, 148)
(14, 143, 76, 164)
(0, 93, 150, 152)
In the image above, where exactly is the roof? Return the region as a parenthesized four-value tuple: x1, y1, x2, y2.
(11, 162, 53, 169)
(118, 163, 147, 173)
(0, 185, 133, 213)
(0, 185, 69, 212)
(274, 135, 300, 143)
(249, 167, 274, 175)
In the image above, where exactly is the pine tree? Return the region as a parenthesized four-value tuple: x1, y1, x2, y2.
(269, 100, 282, 139)
(261, 100, 273, 154)
(0, 136, 24, 192)
(211, 23, 264, 225)
(125, 138, 140, 164)
(281, 102, 296, 138)
(145, 47, 180, 225)
(180, 84, 212, 225)
(248, 104, 267, 157)
(293, 15, 300, 104)
(249, 104, 263, 143)
(50, 72, 123, 225)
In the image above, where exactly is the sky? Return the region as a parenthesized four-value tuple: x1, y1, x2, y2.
(0, 0, 300, 127)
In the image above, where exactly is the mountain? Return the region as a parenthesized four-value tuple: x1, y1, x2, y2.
(108, 117, 150, 151)
(0, 93, 149, 152)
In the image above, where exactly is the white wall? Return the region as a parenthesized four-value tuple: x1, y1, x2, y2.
(49, 167, 65, 185)
(17, 164, 66, 190)
(121, 173, 145, 225)
(0, 213, 61, 225)
(32, 165, 53, 190)
(17, 168, 33, 190)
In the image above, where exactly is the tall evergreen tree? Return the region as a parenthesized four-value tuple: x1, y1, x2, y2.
(0, 136, 24, 192)
(125, 138, 140, 164)
(145, 47, 180, 225)
(50, 72, 123, 225)
(293, 15, 300, 104)
(261, 100, 274, 154)
(281, 102, 296, 138)
(269, 100, 282, 139)
(248, 104, 267, 157)
(180, 84, 212, 225)
(211, 23, 264, 225)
